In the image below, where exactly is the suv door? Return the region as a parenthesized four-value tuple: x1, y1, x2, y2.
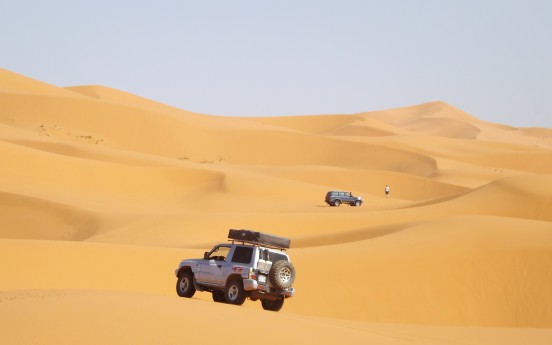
(345, 192, 354, 203)
(197, 245, 231, 285)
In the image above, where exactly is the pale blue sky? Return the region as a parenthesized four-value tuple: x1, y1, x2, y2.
(1, 0, 551, 127)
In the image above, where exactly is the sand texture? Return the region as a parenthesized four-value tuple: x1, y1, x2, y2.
(1, 68, 552, 344)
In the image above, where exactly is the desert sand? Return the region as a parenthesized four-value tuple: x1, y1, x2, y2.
(1, 67, 552, 344)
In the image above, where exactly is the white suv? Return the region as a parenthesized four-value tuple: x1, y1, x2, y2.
(175, 230, 296, 311)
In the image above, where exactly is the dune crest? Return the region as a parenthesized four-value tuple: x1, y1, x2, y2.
(0, 68, 86, 98)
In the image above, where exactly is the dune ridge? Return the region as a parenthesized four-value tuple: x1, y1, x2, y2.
(2, 68, 552, 344)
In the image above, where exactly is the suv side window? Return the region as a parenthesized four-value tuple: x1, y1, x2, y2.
(207, 245, 231, 261)
(268, 251, 288, 263)
(231, 246, 254, 264)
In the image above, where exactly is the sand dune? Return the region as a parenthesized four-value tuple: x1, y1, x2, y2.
(4, 289, 551, 345)
(1, 68, 552, 344)
(290, 216, 552, 327)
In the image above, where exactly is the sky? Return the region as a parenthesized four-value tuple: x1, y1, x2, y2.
(1, 0, 551, 128)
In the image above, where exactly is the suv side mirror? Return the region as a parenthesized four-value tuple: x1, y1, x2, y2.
(204, 252, 209, 260)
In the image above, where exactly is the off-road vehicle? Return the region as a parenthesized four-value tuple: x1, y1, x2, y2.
(325, 190, 363, 206)
(175, 229, 296, 311)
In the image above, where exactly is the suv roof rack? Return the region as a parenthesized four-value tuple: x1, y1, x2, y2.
(228, 229, 291, 249)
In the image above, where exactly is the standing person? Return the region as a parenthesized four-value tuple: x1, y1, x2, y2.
(385, 185, 390, 198)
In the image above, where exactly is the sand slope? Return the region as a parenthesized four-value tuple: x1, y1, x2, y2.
(1, 68, 552, 344)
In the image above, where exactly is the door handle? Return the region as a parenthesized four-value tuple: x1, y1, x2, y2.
(217, 265, 222, 269)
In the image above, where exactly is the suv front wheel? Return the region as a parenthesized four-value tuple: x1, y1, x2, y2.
(212, 291, 226, 303)
(176, 271, 196, 298)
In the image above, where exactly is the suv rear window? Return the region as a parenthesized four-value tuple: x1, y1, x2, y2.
(231, 246, 254, 264)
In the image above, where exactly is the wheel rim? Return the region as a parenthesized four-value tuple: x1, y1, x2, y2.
(279, 267, 292, 283)
(179, 277, 189, 292)
(228, 285, 239, 300)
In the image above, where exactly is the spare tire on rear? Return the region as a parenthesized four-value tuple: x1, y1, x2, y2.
(269, 260, 296, 289)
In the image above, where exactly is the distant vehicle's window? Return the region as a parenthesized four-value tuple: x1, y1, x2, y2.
(231, 246, 254, 264)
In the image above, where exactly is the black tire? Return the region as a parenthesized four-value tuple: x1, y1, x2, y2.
(176, 271, 196, 298)
(225, 279, 246, 305)
(261, 298, 284, 312)
(269, 260, 296, 289)
(333, 200, 341, 207)
(355, 200, 361, 207)
(212, 290, 226, 303)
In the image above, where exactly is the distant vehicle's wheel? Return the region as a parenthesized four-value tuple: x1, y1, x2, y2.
(261, 298, 284, 312)
(176, 271, 196, 298)
(212, 290, 226, 303)
(355, 200, 361, 206)
(333, 200, 341, 206)
(225, 279, 246, 305)
(269, 260, 296, 289)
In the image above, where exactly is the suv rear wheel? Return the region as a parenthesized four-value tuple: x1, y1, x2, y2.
(225, 279, 246, 305)
(261, 298, 284, 311)
(176, 271, 196, 298)
(333, 199, 341, 206)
